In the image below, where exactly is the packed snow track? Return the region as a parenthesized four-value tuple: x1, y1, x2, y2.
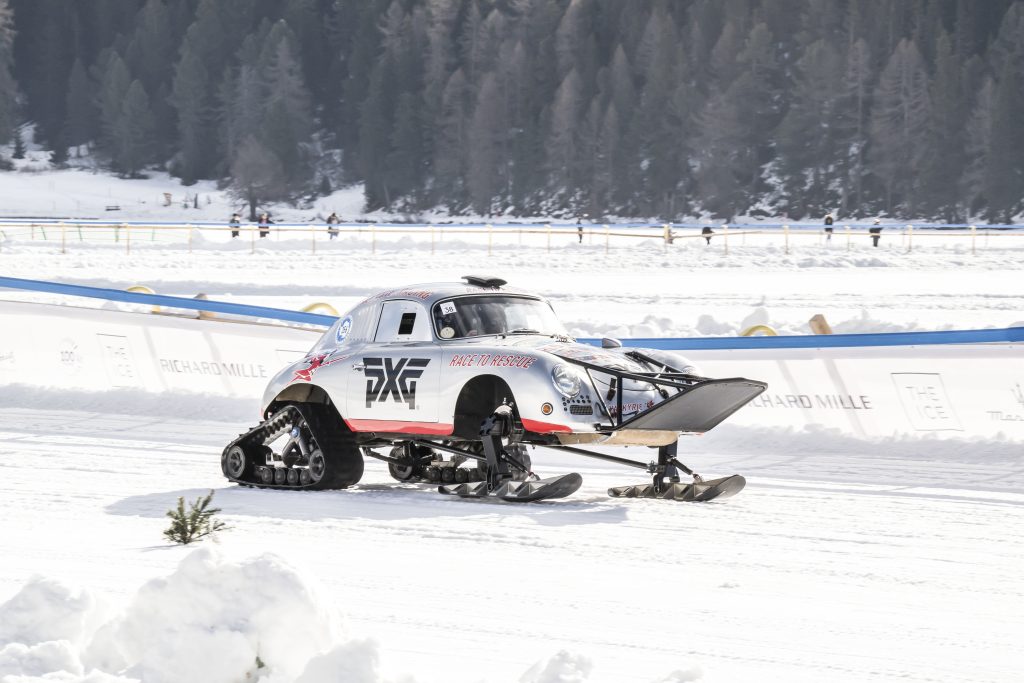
(0, 401, 1020, 682)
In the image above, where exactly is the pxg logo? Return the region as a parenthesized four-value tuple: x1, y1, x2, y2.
(364, 357, 430, 409)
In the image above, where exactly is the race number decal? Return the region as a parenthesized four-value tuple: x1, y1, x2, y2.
(364, 357, 430, 409)
(439, 301, 457, 315)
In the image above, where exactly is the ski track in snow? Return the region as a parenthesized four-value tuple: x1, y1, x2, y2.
(0, 406, 1021, 682)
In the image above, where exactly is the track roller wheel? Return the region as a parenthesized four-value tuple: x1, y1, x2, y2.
(455, 468, 469, 483)
(308, 449, 328, 484)
(222, 445, 253, 480)
(286, 469, 300, 485)
(274, 468, 287, 485)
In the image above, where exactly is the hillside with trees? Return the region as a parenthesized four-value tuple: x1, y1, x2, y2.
(1, 0, 1022, 221)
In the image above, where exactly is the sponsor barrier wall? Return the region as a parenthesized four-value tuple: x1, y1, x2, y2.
(1, 279, 1021, 440)
(0, 300, 317, 402)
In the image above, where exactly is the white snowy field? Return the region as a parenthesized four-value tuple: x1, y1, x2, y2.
(1, 227, 1023, 682)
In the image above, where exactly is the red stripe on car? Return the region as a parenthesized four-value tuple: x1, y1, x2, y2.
(521, 418, 572, 433)
(344, 419, 455, 435)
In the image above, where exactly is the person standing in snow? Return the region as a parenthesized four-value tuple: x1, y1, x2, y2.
(869, 218, 882, 247)
(701, 226, 714, 245)
(824, 212, 834, 242)
(326, 212, 340, 240)
(258, 213, 272, 238)
(229, 213, 241, 238)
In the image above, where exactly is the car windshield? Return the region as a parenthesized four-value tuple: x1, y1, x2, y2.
(432, 295, 568, 339)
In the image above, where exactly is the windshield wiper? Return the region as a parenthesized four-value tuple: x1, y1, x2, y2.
(507, 328, 541, 335)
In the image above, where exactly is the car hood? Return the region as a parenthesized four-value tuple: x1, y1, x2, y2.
(506, 337, 647, 373)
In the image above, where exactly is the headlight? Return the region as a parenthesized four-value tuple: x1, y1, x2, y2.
(551, 364, 581, 398)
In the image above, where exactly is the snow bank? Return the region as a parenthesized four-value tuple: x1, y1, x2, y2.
(0, 551, 655, 683)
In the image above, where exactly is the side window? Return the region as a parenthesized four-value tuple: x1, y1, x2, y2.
(375, 301, 432, 342)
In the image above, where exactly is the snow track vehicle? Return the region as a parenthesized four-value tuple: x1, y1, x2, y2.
(222, 276, 767, 502)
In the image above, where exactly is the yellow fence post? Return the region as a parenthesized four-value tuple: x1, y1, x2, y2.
(372, 224, 377, 254)
(311, 225, 316, 255)
(783, 224, 790, 255)
(546, 223, 551, 253)
(846, 224, 851, 251)
(723, 224, 729, 255)
(970, 225, 976, 255)
(60, 222, 66, 254)
(431, 225, 435, 255)
(604, 224, 610, 254)
(250, 223, 255, 254)
(188, 224, 193, 254)
(124, 224, 130, 255)
(907, 224, 914, 252)
(487, 223, 493, 256)
(31, 223, 35, 240)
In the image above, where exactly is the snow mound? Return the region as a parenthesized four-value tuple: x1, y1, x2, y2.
(519, 650, 593, 683)
(84, 548, 343, 683)
(0, 577, 95, 647)
(0, 551, 699, 683)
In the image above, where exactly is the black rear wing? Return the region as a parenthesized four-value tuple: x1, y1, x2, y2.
(564, 351, 767, 433)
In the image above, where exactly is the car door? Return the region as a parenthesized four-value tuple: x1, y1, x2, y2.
(344, 299, 442, 431)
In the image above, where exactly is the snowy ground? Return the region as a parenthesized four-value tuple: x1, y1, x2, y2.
(1, 208, 1023, 681)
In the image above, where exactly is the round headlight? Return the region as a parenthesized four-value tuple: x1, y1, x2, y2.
(551, 364, 581, 398)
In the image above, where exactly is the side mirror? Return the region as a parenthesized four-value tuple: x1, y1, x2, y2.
(601, 337, 622, 349)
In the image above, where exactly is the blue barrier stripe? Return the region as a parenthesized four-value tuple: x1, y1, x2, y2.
(2, 276, 1021, 348)
(578, 327, 1024, 350)
(0, 276, 337, 326)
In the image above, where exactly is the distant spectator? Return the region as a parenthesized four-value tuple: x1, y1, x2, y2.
(258, 212, 272, 238)
(229, 212, 241, 238)
(326, 212, 340, 240)
(824, 212, 834, 241)
(701, 226, 714, 245)
(576, 213, 588, 244)
(869, 218, 882, 247)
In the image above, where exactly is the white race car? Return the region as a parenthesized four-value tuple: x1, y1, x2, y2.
(222, 276, 766, 502)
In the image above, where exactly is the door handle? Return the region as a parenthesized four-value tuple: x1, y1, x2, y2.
(351, 362, 365, 371)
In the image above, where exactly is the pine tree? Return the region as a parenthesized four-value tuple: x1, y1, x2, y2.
(258, 23, 314, 191)
(984, 53, 1024, 221)
(115, 80, 156, 176)
(230, 136, 287, 220)
(0, 0, 15, 145)
(467, 72, 504, 214)
(95, 51, 132, 160)
(163, 490, 228, 545)
(64, 58, 98, 151)
(171, 36, 212, 184)
(920, 32, 967, 221)
(775, 39, 845, 217)
(869, 39, 932, 214)
(11, 125, 23, 158)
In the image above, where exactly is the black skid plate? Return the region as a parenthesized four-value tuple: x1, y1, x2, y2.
(608, 474, 746, 502)
(616, 379, 766, 433)
(439, 473, 582, 502)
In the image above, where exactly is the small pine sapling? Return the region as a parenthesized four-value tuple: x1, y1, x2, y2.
(164, 490, 228, 544)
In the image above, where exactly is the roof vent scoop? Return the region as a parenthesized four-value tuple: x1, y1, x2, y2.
(462, 275, 507, 288)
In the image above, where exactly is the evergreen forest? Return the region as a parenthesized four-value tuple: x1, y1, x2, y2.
(0, 0, 1022, 221)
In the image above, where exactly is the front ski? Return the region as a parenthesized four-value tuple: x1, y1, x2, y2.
(439, 472, 582, 502)
(608, 474, 745, 502)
